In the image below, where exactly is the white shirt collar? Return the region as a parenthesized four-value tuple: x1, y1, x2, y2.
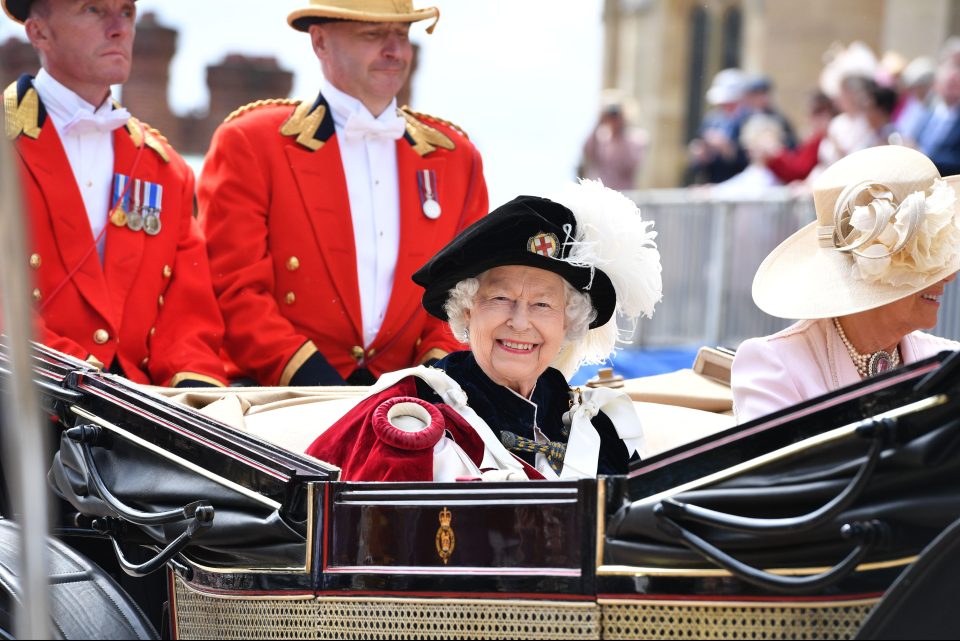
(320, 77, 398, 129)
(33, 69, 114, 128)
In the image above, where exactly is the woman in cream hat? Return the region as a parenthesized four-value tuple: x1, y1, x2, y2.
(732, 145, 960, 423)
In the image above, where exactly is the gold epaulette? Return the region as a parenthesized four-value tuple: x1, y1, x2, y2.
(143, 122, 169, 145)
(4, 80, 41, 141)
(126, 116, 170, 163)
(399, 107, 457, 157)
(400, 106, 470, 140)
(225, 98, 300, 123)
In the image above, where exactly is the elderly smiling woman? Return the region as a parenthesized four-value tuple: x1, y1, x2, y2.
(305, 180, 662, 481)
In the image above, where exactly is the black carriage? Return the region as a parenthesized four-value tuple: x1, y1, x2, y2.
(2, 342, 959, 639)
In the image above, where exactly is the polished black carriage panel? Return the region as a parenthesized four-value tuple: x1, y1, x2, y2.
(31, 344, 337, 492)
(599, 351, 960, 608)
(2, 342, 337, 574)
(321, 480, 597, 594)
(4, 340, 960, 639)
(626, 352, 955, 498)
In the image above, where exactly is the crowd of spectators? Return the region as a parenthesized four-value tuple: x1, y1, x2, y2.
(683, 38, 960, 193)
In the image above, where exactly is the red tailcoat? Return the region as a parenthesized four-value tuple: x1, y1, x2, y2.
(198, 94, 488, 385)
(5, 76, 226, 386)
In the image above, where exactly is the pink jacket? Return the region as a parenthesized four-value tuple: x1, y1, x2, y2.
(732, 318, 960, 423)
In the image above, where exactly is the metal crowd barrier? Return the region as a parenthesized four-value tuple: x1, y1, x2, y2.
(621, 188, 960, 349)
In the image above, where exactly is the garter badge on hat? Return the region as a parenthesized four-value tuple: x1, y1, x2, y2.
(528, 232, 559, 258)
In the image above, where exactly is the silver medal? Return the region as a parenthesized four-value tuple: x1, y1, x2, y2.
(144, 214, 162, 236)
(423, 198, 441, 220)
(126, 210, 144, 232)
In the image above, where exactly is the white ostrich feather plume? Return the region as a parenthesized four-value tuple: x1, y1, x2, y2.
(551, 179, 662, 318)
(549, 179, 663, 376)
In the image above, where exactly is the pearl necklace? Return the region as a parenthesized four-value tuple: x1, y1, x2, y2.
(832, 317, 901, 379)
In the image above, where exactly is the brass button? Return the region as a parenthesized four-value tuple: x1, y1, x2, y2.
(366, 348, 376, 358)
(285, 291, 296, 305)
(286, 256, 300, 271)
(350, 346, 364, 361)
(141, 357, 150, 367)
(93, 329, 110, 345)
(162, 264, 172, 278)
(158, 294, 165, 307)
(415, 338, 422, 348)
(149, 327, 156, 337)
(29, 253, 41, 269)
(32, 288, 41, 302)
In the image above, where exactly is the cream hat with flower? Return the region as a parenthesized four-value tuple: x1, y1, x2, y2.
(753, 145, 960, 319)
(288, 0, 439, 33)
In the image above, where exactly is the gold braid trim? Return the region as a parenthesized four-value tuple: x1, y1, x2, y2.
(225, 98, 300, 123)
(126, 116, 170, 163)
(400, 106, 470, 140)
(279, 101, 326, 151)
(280, 341, 319, 387)
(85, 354, 105, 370)
(500, 430, 566, 474)
(168, 372, 226, 388)
(4, 81, 41, 140)
(418, 348, 448, 365)
(398, 107, 456, 157)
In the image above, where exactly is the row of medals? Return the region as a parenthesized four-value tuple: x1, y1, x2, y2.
(110, 205, 162, 235)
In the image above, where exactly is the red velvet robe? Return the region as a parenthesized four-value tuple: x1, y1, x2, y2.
(304, 377, 544, 482)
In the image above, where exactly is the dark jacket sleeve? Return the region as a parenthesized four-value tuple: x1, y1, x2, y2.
(594, 411, 631, 475)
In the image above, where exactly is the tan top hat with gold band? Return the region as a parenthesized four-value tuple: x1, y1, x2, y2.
(753, 145, 960, 320)
(3, 0, 138, 23)
(288, 0, 439, 33)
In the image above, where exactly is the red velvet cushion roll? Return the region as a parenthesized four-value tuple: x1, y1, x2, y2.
(371, 396, 445, 450)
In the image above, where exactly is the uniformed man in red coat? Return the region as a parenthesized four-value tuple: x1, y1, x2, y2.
(3, 0, 227, 387)
(198, 0, 489, 386)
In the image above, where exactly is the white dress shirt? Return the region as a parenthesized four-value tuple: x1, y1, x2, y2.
(322, 78, 404, 348)
(33, 70, 127, 260)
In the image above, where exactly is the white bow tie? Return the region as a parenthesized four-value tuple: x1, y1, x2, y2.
(62, 107, 131, 137)
(342, 110, 406, 143)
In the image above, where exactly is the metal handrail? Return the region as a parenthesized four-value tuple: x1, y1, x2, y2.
(619, 188, 960, 349)
(0, 136, 52, 637)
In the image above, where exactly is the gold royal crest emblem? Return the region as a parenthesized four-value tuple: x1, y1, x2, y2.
(435, 507, 455, 564)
